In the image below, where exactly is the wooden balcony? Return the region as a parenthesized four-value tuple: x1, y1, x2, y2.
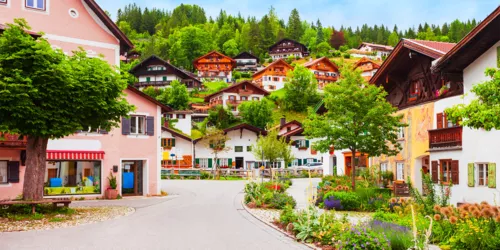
(0, 132, 27, 148)
(209, 100, 223, 107)
(428, 126, 462, 151)
(134, 81, 171, 88)
(239, 89, 253, 95)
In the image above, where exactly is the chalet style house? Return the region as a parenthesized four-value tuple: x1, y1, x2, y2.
(352, 42, 394, 60)
(193, 51, 236, 83)
(428, 6, 500, 205)
(130, 55, 201, 90)
(269, 38, 309, 60)
(194, 124, 267, 169)
(303, 57, 340, 90)
(204, 81, 269, 113)
(233, 52, 259, 73)
(161, 126, 193, 169)
(370, 38, 459, 193)
(354, 57, 381, 81)
(252, 59, 294, 91)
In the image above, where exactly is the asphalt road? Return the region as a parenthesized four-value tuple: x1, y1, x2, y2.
(1, 180, 309, 250)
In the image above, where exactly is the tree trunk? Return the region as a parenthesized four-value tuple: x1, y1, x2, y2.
(23, 136, 49, 201)
(351, 149, 356, 191)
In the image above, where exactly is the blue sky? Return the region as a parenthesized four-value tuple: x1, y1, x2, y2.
(96, 0, 498, 29)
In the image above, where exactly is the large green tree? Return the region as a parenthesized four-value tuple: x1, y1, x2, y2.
(286, 8, 303, 41)
(0, 20, 134, 200)
(166, 80, 189, 110)
(252, 130, 292, 168)
(167, 26, 215, 70)
(303, 65, 405, 190)
(238, 99, 274, 129)
(206, 105, 239, 129)
(446, 67, 500, 130)
(283, 65, 320, 112)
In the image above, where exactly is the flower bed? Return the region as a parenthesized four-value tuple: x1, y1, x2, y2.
(244, 181, 296, 209)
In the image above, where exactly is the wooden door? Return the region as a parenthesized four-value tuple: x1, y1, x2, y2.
(84, 169, 91, 177)
(68, 162, 77, 186)
(47, 169, 57, 179)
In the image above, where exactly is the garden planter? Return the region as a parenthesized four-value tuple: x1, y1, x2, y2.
(105, 189, 118, 199)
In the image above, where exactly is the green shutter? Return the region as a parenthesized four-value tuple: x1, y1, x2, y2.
(306, 140, 310, 148)
(295, 140, 299, 148)
(163, 76, 167, 81)
(228, 158, 233, 167)
(208, 159, 213, 168)
(488, 163, 496, 188)
(195, 158, 200, 164)
(216, 158, 220, 166)
(468, 163, 475, 187)
(172, 139, 176, 147)
(209, 143, 214, 148)
(298, 159, 302, 165)
(287, 162, 292, 167)
(146, 77, 151, 82)
(313, 159, 318, 163)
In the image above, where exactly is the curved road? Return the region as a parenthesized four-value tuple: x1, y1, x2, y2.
(1, 180, 309, 250)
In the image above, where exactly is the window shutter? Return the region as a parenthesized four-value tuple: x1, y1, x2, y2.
(288, 162, 291, 167)
(146, 116, 154, 136)
(467, 163, 475, 187)
(488, 163, 496, 188)
(451, 160, 459, 184)
(228, 158, 233, 167)
(122, 118, 131, 135)
(298, 159, 302, 166)
(172, 139, 176, 147)
(306, 140, 310, 148)
(195, 158, 200, 165)
(146, 77, 151, 82)
(208, 159, 213, 169)
(443, 113, 448, 128)
(7, 161, 20, 183)
(436, 113, 443, 129)
(431, 161, 438, 183)
(163, 76, 167, 81)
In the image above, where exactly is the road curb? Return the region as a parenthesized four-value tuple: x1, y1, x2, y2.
(240, 200, 316, 249)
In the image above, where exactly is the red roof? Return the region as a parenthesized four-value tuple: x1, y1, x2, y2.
(253, 58, 294, 77)
(405, 39, 456, 55)
(193, 51, 236, 64)
(303, 57, 339, 71)
(203, 81, 270, 102)
(353, 57, 380, 71)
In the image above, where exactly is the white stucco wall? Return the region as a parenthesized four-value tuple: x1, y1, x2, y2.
(433, 40, 500, 205)
(138, 74, 181, 82)
(261, 76, 286, 91)
(172, 114, 192, 136)
(161, 130, 193, 161)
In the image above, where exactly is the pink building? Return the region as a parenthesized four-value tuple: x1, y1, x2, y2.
(0, 1, 169, 199)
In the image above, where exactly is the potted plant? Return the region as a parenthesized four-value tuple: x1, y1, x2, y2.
(105, 172, 118, 199)
(381, 171, 394, 188)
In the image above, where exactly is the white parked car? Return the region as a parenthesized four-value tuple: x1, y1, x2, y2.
(290, 162, 323, 170)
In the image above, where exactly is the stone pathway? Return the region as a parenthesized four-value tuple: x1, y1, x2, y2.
(286, 178, 321, 210)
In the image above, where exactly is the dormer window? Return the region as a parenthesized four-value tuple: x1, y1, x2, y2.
(26, 0, 46, 10)
(0, 0, 7, 5)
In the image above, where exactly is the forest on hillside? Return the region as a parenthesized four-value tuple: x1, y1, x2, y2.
(116, 3, 478, 71)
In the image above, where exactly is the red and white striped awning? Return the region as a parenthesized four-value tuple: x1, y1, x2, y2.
(46, 150, 105, 160)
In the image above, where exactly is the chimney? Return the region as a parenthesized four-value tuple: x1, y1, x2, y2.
(280, 116, 286, 128)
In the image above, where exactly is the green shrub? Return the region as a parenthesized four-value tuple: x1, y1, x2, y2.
(324, 191, 361, 211)
(269, 192, 296, 209)
(337, 226, 391, 249)
(342, 53, 351, 59)
(279, 205, 298, 227)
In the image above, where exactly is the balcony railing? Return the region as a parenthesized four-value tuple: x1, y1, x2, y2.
(239, 89, 253, 95)
(428, 126, 462, 151)
(0, 132, 28, 148)
(134, 81, 171, 87)
(209, 100, 223, 107)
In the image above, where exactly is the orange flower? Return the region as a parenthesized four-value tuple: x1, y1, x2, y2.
(460, 204, 470, 212)
(390, 198, 397, 203)
(449, 216, 458, 224)
(434, 214, 442, 221)
(495, 215, 500, 223)
(472, 210, 481, 218)
(434, 205, 442, 213)
(481, 208, 494, 218)
(460, 212, 468, 218)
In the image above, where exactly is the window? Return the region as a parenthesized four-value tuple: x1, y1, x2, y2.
(0, 0, 7, 5)
(409, 80, 420, 100)
(229, 95, 236, 100)
(44, 161, 101, 195)
(252, 97, 259, 101)
(380, 162, 388, 173)
(287, 127, 292, 132)
(396, 162, 404, 180)
(130, 116, 146, 135)
(269, 85, 276, 90)
(161, 138, 175, 149)
(235, 146, 243, 152)
(241, 96, 248, 101)
(247, 146, 252, 152)
(0, 161, 7, 184)
(177, 114, 185, 119)
(477, 163, 489, 186)
(440, 160, 452, 183)
(199, 158, 209, 168)
(436, 113, 458, 129)
(273, 77, 279, 81)
(398, 127, 405, 139)
(26, 0, 45, 10)
(296, 140, 308, 148)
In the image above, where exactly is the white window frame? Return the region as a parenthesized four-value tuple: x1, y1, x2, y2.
(396, 162, 404, 181)
(219, 158, 229, 167)
(292, 159, 299, 167)
(130, 115, 146, 135)
(25, 0, 45, 10)
(234, 146, 243, 153)
(297, 140, 307, 148)
(398, 127, 405, 139)
(380, 162, 388, 173)
(476, 163, 489, 187)
(0, 161, 8, 184)
(199, 158, 209, 168)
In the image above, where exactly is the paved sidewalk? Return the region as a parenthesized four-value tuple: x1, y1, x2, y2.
(286, 178, 321, 209)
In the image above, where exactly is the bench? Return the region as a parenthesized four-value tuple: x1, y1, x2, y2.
(161, 169, 201, 179)
(0, 198, 71, 214)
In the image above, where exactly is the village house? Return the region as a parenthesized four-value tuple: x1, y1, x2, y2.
(233, 52, 259, 73)
(303, 57, 340, 90)
(429, 6, 500, 205)
(351, 42, 394, 60)
(193, 124, 267, 169)
(277, 119, 322, 166)
(370, 38, 459, 192)
(252, 59, 294, 91)
(193, 51, 236, 83)
(269, 38, 309, 60)
(353, 57, 381, 82)
(204, 80, 269, 113)
(161, 126, 194, 169)
(0, 0, 171, 200)
(129, 55, 202, 90)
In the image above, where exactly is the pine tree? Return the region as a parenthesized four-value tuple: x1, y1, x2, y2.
(286, 8, 303, 40)
(316, 19, 324, 44)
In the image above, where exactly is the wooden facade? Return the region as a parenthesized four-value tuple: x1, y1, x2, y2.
(252, 59, 294, 91)
(354, 57, 380, 81)
(233, 52, 259, 72)
(204, 81, 269, 110)
(193, 51, 236, 81)
(130, 55, 201, 89)
(303, 57, 339, 89)
(269, 38, 309, 60)
(370, 39, 462, 109)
